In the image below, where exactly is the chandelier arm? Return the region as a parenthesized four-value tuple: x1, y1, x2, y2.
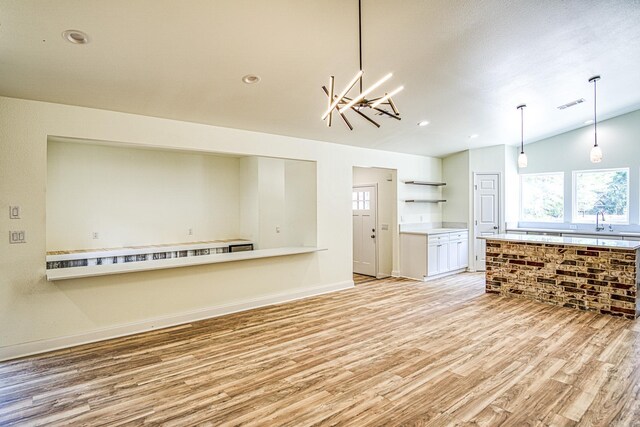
(328, 77, 334, 127)
(373, 106, 401, 120)
(321, 70, 363, 120)
(387, 97, 400, 115)
(351, 107, 381, 128)
(338, 110, 354, 130)
(323, 84, 353, 130)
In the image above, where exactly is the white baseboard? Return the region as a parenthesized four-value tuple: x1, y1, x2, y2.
(391, 270, 401, 277)
(0, 280, 354, 362)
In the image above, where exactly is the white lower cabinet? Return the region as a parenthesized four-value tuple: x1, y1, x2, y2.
(428, 241, 449, 276)
(401, 230, 468, 281)
(448, 238, 468, 271)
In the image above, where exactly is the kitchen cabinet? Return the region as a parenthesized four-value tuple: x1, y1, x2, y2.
(400, 229, 468, 281)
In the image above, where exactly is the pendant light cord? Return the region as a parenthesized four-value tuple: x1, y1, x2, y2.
(593, 78, 598, 147)
(517, 104, 525, 154)
(520, 106, 524, 154)
(358, 0, 363, 94)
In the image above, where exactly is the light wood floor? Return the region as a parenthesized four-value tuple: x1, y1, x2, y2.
(352, 273, 380, 286)
(2, 273, 640, 426)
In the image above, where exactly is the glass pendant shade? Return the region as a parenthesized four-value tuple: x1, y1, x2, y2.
(590, 145, 603, 163)
(518, 152, 528, 168)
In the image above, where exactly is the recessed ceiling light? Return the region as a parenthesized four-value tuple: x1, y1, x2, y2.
(242, 74, 261, 84)
(584, 119, 594, 125)
(418, 120, 430, 127)
(469, 134, 479, 139)
(62, 30, 89, 44)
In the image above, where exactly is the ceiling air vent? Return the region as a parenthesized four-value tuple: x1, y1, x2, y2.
(557, 98, 585, 110)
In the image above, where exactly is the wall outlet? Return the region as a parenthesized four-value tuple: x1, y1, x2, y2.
(9, 206, 20, 219)
(188, 228, 193, 235)
(276, 226, 281, 234)
(92, 232, 99, 239)
(9, 230, 26, 244)
(381, 224, 389, 231)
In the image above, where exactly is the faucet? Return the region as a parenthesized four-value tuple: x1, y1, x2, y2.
(595, 211, 605, 232)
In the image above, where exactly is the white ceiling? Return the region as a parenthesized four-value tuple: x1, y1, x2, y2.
(1, 0, 640, 158)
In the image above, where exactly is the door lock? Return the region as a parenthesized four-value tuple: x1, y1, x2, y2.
(371, 234, 376, 238)
(372, 228, 375, 232)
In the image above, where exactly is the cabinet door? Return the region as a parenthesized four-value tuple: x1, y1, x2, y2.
(438, 243, 449, 273)
(427, 244, 439, 276)
(458, 239, 469, 268)
(448, 242, 459, 270)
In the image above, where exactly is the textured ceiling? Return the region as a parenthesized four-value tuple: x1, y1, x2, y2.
(1, 0, 640, 157)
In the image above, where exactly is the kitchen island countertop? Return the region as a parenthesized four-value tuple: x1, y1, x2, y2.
(479, 233, 640, 250)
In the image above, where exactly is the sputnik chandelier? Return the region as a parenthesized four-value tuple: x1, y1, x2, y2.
(321, 0, 403, 129)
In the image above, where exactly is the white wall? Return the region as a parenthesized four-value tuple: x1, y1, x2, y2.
(285, 160, 317, 247)
(239, 156, 259, 244)
(442, 150, 469, 225)
(353, 167, 396, 277)
(0, 96, 441, 359)
(515, 109, 640, 226)
(47, 140, 241, 250)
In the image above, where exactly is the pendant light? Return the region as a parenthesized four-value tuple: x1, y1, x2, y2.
(589, 75, 602, 163)
(321, 0, 403, 129)
(517, 104, 528, 168)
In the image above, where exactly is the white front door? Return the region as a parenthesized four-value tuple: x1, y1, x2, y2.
(353, 185, 377, 276)
(474, 173, 500, 271)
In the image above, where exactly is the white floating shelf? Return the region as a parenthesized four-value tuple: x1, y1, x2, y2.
(404, 199, 447, 203)
(46, 247, 327, 281)
(404, 181, 446, 186)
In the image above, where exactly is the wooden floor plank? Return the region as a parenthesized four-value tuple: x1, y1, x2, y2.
(1, 272, 638, 425)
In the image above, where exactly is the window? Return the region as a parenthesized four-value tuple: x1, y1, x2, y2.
(352, 190, 370, 210)
(520, 173, 564, 222)
(573, 168, 629, 224)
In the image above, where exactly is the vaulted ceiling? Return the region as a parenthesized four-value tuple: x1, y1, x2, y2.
(1, 0, 639, 157)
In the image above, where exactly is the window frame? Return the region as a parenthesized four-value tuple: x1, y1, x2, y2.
(572, 167, 630, 224)
(519, 171, 565, 223)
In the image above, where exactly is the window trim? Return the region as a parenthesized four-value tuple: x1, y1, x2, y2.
(572, 167, 630, 224)
(519, 171, 565, 223)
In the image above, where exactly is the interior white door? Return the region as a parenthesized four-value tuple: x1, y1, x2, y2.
(353, 185, 377, 276)
(474, 173, 500, 271)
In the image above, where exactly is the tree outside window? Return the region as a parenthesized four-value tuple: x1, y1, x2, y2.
(520, 173, 564, 222)
(573, 168, 629, 224)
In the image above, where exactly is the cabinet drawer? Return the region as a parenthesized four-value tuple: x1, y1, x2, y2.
(449, 231, 468, 241)
(428, 234, 449, 244)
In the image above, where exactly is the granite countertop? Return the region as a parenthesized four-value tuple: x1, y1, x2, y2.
(400, 227, 468, 236)
(480, 233, 640, 250)
(506, 227, 640, 238)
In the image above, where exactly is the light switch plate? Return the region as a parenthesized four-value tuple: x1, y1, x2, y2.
(9, 206, 20, 219)
(9, 230, 26, 244)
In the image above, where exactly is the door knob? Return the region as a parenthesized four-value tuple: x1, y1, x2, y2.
(372, 228, 375, 232)
(371, 235, 376, 238)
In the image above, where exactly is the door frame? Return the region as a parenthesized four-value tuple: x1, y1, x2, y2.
(472, 172, 502, 271)
(352, 183, 378, 277)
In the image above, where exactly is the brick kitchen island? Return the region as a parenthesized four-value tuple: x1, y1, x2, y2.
(481, 234, 640, 319)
